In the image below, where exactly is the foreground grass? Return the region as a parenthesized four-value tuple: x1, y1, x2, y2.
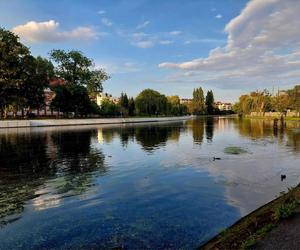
(200, 185, 300, 250)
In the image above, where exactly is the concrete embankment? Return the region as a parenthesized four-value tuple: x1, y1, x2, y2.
(0, 116, 192, 128)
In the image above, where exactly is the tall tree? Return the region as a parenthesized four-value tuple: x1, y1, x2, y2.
(49, 50, 109, 116)
(128, 97, 135, 116)
(0, 28, 30, 118)
(287, 85, 300, 112)
(205, 90, 215, 115)
(135, 89, 168, 116)
(22, 56, 54, 113)
(120, 92, 129, 109)
(50, 49, 109, 97)
(192, 87, 205, 115)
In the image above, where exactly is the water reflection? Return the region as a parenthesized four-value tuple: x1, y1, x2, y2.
(135, 125, 180, 152)
(1, 118, 300, 249)
(0, 130, 105, 225)
(205, 117, 214, 142)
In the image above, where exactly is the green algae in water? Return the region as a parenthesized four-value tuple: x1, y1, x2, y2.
(224, 146, 248, 155)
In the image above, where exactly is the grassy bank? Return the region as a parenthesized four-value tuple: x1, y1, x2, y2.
(246, 115, 300, 121)
(200, 184, 300, 250)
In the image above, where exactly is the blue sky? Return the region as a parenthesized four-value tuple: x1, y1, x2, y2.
(1, 0, 299, 102)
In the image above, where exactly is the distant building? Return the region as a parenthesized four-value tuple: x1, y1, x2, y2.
(180, 98, 193, 105)
(95, 92, 120, 106)
(215, 102, 232, 111)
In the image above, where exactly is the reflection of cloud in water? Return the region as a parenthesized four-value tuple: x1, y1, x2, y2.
(33, 191, 61, 211)
(159, 120, 300, 216)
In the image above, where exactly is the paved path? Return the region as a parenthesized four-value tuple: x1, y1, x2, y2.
(254, 214, 300, 250)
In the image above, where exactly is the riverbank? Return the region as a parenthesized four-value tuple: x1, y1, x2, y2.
(0, 116, 192, 128)
(200, 184, 300, 250)
(246, 115, 300, 121)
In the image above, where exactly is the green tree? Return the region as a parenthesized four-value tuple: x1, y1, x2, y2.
(119, 92, 129, 116)
(22, 56, 54, 114)
(50, 49, 109, 97)
(192, 87, 205, 115)
(120, 92, 129, 109)
(167, 95, 188, 116)
(0, 28, 30, 118)
(205, 90, 215, 115)
(135, 89, 168, 116)
(51, 85, 94, 116)
(128, 97, 135, 116)
(100, 99, 121, 117)
(287, 85, 300, 112)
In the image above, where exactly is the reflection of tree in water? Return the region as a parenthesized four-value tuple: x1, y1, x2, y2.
(0, 133, 51, 225)
(234, 118, 275, 139)
(0, 129, 106, 225)
(119, 127, 135, 147)
(205, 117, 214, 142)
(134, 124, 181, 152)
(50, 130, 106, 195)
(285, 124, 300, 153)
(187, 118, 205, 145)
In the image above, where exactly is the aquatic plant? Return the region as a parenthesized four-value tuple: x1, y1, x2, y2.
(224, 146, 248, 155)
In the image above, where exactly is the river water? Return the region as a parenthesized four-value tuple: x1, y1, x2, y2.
(0, 117, 300, 249)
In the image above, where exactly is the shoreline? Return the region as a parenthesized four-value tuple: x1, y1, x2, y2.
(200, 184, 300, 249)
(246, 115, 300, 121)
(0, 116, 192, 128)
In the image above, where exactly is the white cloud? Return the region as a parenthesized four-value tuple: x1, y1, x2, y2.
(159, 0, 300, 90)
(136, 21, 150, 29)
(133, 40, 154, 48)
(101, 17, 113, 26)
(129, 32, 155, 48)
(97, 10, 106, 15)
(96, 61, 140, 74)
(184, 38, 226, 45)
(169, 30, 182, 36)
(215, 14, 222, 19)
(12, 20, 99, 43)
(159, 40, 174, 45)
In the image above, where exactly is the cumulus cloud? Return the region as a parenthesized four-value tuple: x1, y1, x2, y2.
(101, 17, 113, 26)
(97, 10, 106, 15)
(169, 30, 182, 36)
(96, 61, 140, 74)
(159, 40, 174, 45)
(159, 0, 300, 89)
(136, 21, 150, 29)
(12, 20, 99, 43)
(133, 40, 154, 48)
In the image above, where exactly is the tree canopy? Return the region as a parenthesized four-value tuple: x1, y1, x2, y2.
(135, 89, 168, 116)
(192, 87, 205, 115)
(50, 49, 109, 97)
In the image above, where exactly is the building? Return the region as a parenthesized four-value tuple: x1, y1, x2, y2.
(215, 102, 232, 111)
(180, 98, 193, 105)
(95, 92, 120, 106)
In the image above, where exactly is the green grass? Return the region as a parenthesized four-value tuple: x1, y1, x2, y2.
(274, 201, 298, 219)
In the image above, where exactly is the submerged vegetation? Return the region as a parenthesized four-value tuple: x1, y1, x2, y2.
(224, 146, 248, 155)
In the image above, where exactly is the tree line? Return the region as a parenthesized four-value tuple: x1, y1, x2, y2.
(233, 85, 300, 115)
(100, 88, 218, 117)
(1, 27, 219, 119)
(0, 27, 109, 118)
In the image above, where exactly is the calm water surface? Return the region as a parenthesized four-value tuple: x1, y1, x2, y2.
(1, 117, 300, 249)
